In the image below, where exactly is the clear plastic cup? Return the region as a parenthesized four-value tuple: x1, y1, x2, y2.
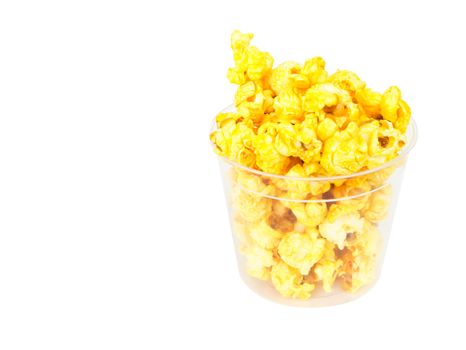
(212, 109, 417, 307)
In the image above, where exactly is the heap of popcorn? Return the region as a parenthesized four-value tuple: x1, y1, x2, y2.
(210, 31, 411, 300)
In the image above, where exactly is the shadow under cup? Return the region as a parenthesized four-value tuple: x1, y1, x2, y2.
(215, 121, 417, 307)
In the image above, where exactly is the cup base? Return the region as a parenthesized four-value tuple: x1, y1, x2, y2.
(237, 267, 380, 307)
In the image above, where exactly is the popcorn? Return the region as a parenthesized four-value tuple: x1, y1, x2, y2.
(270, 61, 302, 94)
(283, 164, 313, 196)
(302, 57, 328, 85)
(271, 261, 315, 299)
(321, 122, 368, 175)
(210, 119, 256, 168)
(233, 168, 277, 197)
(361, 120, 407, 168)
(273, 123, 302, 158)
(329, 70, 366, 96)
(211, 31, 413, 301)
(278, 231, 326, 275)
(314, 241, 343, 292)
(363, 165, 397, 188)
(233, 187, 272, 223)
(285, 201, 327, 228)
(246, 46, 274, 81)
(273, 89, 304, 123)
(243, 242, 276, 280)
(319, 209, 364, 249)
(355, 87, 382, 117)
(340, 221, 381, 292)
(303, 83, 339, 113)
(227, 30, 273, 84)
(249, 220, 284, 250)
(211, 31, 411, 179)
(267, 201, 297, 233)
(381, 86, 411, 133)
(253, 132, 291, 174)
(317, 117, 338, 141)
(333, 177, 372, 210)
(362, 186, 392, 222)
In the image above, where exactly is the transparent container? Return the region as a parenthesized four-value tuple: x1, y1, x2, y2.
(212, 111, 417, 307)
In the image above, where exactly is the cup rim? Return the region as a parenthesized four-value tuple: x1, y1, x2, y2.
(211, 105, 417, 182)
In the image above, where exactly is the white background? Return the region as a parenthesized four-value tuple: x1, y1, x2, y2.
(1, 0, 465, 349)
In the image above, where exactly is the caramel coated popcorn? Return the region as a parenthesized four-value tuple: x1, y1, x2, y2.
(211, 31, 412, 300)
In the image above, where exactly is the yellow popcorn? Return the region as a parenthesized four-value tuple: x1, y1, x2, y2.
(285, 200, 328, 229)
(211, 117, 235, 155)
(333, 177, 372, 210)
(317, 117, 338, 141)
(243, 242, 276, 281)
(314, 241, 343, 292)
(302, 160, 321, 177)
(346, 220, 381, 253)
(283, 164, 312, 195)
(249, 220, 283, 249)
(325, 202, 359, 222)
(246, 264, 271, 281)
(227, 31, 253, 85)
(273, 89, 303, 123)
(253, 133, 290, 174)
(301, 113, 319, 133)
(210, 119, 256, 168)
(213, 31, 412, 180)
(237, 99, 266, 123)
(271, 261, 315, 299)
(232, 219, 251, 248)
(278, 231, 326, 275)
(267, 201, 297, 233)
(359, 120, 407, 168)
(363, 165, 397, 188)
(291, 72, 311, 90)
(310, 183, 332, 197)
(227, 67, 248, 85)
(230, 30, 253, 52)
(355, 87, 382, 117)
(278, 163, 330, 199)
(227, 30, 273, 85)
(233, 169, 266, 191)
(215, 111, 242, 124)
(362, 186, 392, 222)
(246, 46, 274, 81)
(270, 61, 302, 94)
(302, 57, 328, 85)
(319, 204, 365, 249)
(395, 100, 411, 134)
(284, 202, 311, 226)
(341, 221, 381, 292)
(321, 122, 368, 175)
(380, 86, 411, 133)
(233, 188, 272, 223)
(305, 201, 328, 225)
(273, 123, 301, 158)
(234, 81, 266, 122)
(345, 101, 366, 125)
(232, 169, 278, 199)
(333, 176, 371, 197)
(303, 83, 339, 113)
(380, 86, 400, 123)
(235, 81, 257, 105)
(295, 123, 322, 164)
(262, 89, 275, 113)
(329, 70, 366, 95)
(213, 30, 411, 179)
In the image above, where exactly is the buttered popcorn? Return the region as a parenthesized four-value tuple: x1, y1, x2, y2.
(211, 31, 413, 301)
